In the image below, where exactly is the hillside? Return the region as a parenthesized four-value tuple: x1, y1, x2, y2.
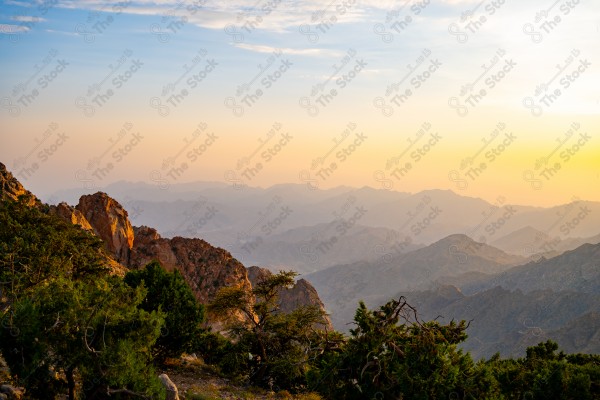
(462, 242, 600, 295)
(389, 285, 600, 359)
(491, 225, 600, 258)
(306, 234, 524, 330)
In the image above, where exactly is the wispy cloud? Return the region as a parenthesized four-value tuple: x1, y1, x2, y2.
(10, 15, 46, 22)
(39, 0, 371, 31)
(0, 23, 30, 33)
(233, 43, 336, 56)
(4, 0, 33, 7)
(45, 28, 79, 36)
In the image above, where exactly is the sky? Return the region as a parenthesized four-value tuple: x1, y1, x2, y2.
(1, 0, 599, 207)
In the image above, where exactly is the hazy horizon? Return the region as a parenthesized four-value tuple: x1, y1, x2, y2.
(27, 176, 600, 210)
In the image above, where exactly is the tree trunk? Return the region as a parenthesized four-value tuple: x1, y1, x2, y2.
(66, 366, 76, 400)
(255, 331, 269, 383)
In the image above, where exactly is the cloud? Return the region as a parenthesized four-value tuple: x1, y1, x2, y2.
(10, 15, 46, 22)
(0, 23, 30, 33)
(45, 0, 369, 32)
(233, 43, 336, 56)
(3, 0, 33, 7)
(45, 29, 79, 36)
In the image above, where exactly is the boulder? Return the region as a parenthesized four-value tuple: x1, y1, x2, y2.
(0, 384, 24, 400)
(158, 374, 179, 400)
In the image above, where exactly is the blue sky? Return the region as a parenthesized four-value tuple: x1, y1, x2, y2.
(1, 0, 599, 206)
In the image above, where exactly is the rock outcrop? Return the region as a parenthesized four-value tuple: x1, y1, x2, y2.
(130, 226, 252, 304)
(247, 266, 333, 331)
(158, 374, 179, 400)
(76, 192, 135, 264)
(50, 202, 93, 231)
(0, 162, 39, 207)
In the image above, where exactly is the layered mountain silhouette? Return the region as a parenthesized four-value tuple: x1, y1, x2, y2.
(47, 181, 600, 273)
(390, 285, 600, 360)
(305, 235, 600, 359)
(305, 234, 525, 330)
(10, 167, 600, 358)
(460, 242, 600, 295)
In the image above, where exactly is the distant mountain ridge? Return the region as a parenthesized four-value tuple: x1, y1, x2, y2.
(46, 180, 600, 273)
(392, 285, 600, 359)
(305, 231, 600, 359)
(460, 242, 600, 295)
(491, 225, 600, 259)
(306, 234, 525, 330)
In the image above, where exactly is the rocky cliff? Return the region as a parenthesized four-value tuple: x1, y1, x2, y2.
(76, 192, 135, 265)
(130, 225, 252, 304)
(0, 162, 40, 207)
(247, 266, 333, 331)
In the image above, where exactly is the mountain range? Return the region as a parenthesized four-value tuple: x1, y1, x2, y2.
(47, 181, 600, 274)
(306, 236, 600, 359)
(10, 169, 600, 359)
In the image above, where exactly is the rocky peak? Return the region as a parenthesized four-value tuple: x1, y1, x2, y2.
(76, 192, 134, 264)
(0, 162, 39, 207)
(247, 266, 333, 331)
